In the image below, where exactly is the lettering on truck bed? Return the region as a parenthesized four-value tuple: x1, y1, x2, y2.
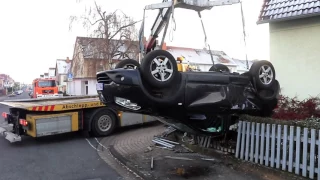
(61, 102, 104, 110)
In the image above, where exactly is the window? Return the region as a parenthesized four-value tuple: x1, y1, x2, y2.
(84, 81, 88, 85)
(37, 80, 56, 87)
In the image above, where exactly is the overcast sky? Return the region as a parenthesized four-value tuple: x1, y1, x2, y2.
(0, 0, 269, 83)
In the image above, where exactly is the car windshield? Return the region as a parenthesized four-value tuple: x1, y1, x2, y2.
(38, 80, 56, 87)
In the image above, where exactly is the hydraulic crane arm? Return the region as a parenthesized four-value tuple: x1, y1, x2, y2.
(144, 3, 173, 54)
(141, 0, 240, 54)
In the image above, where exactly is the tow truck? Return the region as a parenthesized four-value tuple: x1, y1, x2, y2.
(0, 95, 155, 143)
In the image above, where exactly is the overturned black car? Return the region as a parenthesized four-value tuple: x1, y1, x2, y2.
(96, 50, 280, 135)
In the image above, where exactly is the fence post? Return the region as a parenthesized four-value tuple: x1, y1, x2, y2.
(240, 121, 246, 160)
(282, 125, 288, 171)
(276, 125, 282, 169)
(317, 130, 320, 180)
(235, 121, 243, 158)
(288, 126, 294, 172)
(270, 124, 276, 168)
(302, 128, 308, 177)
(245, 122, 251, 161)
(309, 129, 316, 179)
(295, 127, 301, 175)
(255, 123, 260, 163)
(250, 122, 255, 162)
(260, 123, 265, 165)
(265, 124, 271, 166)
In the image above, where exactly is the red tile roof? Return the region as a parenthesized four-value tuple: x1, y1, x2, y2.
(257, 0, 320, 24)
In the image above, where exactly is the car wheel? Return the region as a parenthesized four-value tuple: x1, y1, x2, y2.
(258, 80, 280, 101)
(91, 109, 117, 137)
(209, 64, 230, 73)
(115, 59, 140, 69)
(250, 60, 276, 90)
(140, 50, 178, 88)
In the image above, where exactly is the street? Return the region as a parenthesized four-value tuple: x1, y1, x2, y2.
(0, 92, 122, 180)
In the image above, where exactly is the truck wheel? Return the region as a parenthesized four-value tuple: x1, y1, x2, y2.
(91, 109, 117, 137)
(209, 64, 230, 73)
(140, 50, 178, 88)
(250, 60, 276, 90)
(115, 59, 140, 69)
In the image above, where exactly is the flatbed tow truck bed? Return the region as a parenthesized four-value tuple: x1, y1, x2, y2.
(0, 95, 156, 143)
(0, 96, 104, 111)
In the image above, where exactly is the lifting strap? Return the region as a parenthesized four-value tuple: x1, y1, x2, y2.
(197, 11, 216, 69)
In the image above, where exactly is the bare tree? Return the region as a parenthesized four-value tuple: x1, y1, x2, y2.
(69, 1, 140, 69)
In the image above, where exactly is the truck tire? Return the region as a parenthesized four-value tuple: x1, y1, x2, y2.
(90, 109, 117, 137)
(140, 50, 178, 88)
(115, 59, 140, 69)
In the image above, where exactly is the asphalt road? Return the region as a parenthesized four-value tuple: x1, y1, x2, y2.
(0, 92, 122, 180)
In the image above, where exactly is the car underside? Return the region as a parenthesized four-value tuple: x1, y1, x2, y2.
(96, 50, 280, 136)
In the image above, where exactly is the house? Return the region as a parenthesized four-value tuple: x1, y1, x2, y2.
(43, 73, 49, 78)
(232, 59, 258, 74)
(257, 0, 320, 99)
(48, 68, 56, 78)
(162, 43, 255, 73)
(0, 74, 14, 95)
(67, 37, 139, 96)
(55, 57, 72, 93)
(0, 78, 4, 95)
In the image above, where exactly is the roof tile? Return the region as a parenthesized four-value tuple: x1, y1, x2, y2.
(258, 0, 320, 23)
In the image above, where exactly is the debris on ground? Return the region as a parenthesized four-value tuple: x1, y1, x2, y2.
(150, 157, 154, 170)
(164, 156, 194, 161)
(110, 124, 305, 180)
(151, 129, 194, 154)
(144, 146, 153, 153)
(161, 126, 176, 137)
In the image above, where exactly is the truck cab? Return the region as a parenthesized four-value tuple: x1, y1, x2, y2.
(31, 78, 60, 98)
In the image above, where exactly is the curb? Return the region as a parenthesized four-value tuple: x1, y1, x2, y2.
(108, 145, 154, 180)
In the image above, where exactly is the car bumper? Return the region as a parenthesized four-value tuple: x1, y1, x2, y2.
(97, 69, 152, 112)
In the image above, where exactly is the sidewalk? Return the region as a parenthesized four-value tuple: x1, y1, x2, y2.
(97, 123, 306, 180)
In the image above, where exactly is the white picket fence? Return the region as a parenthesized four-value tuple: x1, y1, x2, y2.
(235, 121, 320, 179)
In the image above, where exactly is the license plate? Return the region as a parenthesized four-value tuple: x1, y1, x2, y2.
(96, 83, 103, 91)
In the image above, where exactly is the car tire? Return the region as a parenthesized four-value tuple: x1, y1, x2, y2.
(115, 59, 140, 69)
(209, 64, 230, 73)
(90, 109, 117, 137)
(257, 80, 280, 101)
(250, 60, 276, 90)
(140, 50, 178, 88)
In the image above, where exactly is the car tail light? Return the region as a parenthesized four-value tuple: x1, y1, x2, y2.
(2, 112, 7, 118)
(19, 119, 28, 126)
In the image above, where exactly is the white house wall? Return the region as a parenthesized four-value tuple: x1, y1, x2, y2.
(67, 79, 97, 96)
(88, 79, 98, 95)
(269, 16, 320, 100)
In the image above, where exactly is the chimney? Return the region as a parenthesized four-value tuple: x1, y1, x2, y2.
(161, 42, 167, 50)
(66, 57, 71, 63)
